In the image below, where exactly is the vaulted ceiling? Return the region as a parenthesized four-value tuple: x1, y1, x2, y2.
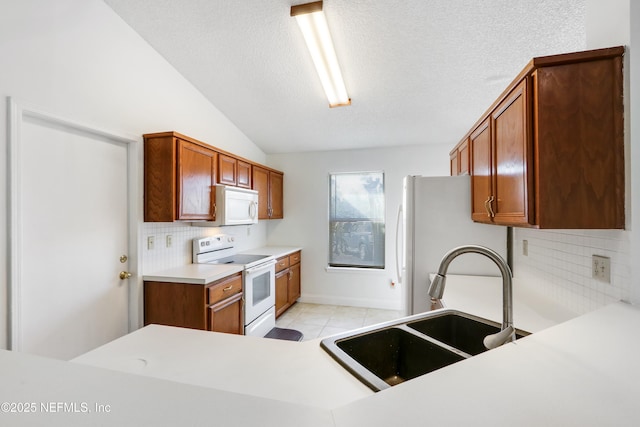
(105, 0, 586, 154)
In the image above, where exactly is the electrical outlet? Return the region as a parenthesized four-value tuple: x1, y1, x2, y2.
(147, 235, 155, 250)
(166, 234, 172, 248)
(592, 255, 611, 283)
(522, 240, 528, 256)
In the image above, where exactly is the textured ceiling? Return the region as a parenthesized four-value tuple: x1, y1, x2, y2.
(104, 0, 586, 154)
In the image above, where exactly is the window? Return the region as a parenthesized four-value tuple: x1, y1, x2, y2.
(329, 172, 385, 269)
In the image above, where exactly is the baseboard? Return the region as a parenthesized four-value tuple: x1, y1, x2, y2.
(297, 293, 402, 311)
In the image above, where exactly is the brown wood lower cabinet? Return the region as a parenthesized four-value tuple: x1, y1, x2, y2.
(275, 251, 301, 318)
(144, 272, 244, 335)
(208, 292, 243, 334)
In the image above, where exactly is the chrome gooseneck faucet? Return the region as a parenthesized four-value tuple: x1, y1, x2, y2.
(428, 245, 515, 349)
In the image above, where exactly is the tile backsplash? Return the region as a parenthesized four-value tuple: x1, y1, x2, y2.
(141, 222, 267, 274)
(513, 228, 631, 315)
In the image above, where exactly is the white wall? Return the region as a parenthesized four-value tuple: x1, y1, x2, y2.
(0, 0, 268, 349)
(266, 144, 451, 310)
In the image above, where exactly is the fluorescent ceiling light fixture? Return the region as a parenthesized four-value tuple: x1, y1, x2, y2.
(291, 1, 351, 108)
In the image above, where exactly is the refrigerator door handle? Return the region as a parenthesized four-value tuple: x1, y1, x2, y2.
(395, 204, 403, 283)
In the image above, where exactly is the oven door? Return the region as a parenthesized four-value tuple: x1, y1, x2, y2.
(243, 260, 276, 327)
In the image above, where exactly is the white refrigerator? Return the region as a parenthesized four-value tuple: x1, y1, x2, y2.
(397, 175, 507, 315)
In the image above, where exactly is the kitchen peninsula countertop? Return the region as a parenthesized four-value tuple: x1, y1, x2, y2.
(72, 324, 372, 410)
(4, 302, 640, 426)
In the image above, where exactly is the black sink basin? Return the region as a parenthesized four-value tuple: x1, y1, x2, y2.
(321, 309, 531, 391)
(336, 328, 464, 388)
(407, 312, 528, 356)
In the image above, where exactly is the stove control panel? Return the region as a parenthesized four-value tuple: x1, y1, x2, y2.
(193, 235, 235, 257)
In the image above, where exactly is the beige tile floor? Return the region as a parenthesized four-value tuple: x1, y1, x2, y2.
(275, 303, 403, 341)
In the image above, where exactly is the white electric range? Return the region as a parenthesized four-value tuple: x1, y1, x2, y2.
(193, 235, 277, 337)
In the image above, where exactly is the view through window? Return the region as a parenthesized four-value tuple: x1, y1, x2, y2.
(329, 172, 385, 268)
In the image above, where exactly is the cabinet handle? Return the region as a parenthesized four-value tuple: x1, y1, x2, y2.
(484, 196, 495, 218)
(223, 285, 233, 292)
(288, 270, 292, 280)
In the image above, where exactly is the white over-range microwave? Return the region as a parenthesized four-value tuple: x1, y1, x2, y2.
(193, 185, 259, 226)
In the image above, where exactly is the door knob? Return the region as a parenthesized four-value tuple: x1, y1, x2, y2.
(119, 271, 133, 280)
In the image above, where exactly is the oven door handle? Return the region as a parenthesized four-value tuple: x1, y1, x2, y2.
(244, 259, 276, 275)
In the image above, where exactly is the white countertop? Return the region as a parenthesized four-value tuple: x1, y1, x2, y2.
(142, 263, 244, 285)
(5, 302, 640, 426)
(73, 325, 371, 410)
(241, 245, 302, 257)
(332, 301, 640, 426)
(0, 349, 332, 427)
(142, 246, 301, 284)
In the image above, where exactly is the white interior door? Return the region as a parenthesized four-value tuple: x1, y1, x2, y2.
(9, 102, 136, 360)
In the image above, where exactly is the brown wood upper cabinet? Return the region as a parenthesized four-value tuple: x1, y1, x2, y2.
(236, 159, 252, 189)
(218, 153, 252, 189)
(449, 138, 469, 176)
(218, 153, 237, 186)
(451, 46, 625, 229)
(144, 133, 217, 222)
(253, 165, 283, 219)
(144, 131, 282, 222)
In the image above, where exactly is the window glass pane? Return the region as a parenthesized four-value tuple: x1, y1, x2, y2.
(329, 172, 385, 269)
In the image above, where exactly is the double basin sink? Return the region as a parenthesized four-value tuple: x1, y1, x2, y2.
(320, 309, 529, 391)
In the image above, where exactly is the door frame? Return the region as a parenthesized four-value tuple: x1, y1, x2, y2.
(6, 97, 141, 351)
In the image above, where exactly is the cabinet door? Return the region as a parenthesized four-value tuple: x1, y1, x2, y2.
(252, 165, 270, 219)
(177, 140, 217, 220)
(275, 270, 290, 318)
(270, 171, 284, 219)
(237, 160, 252, 189)
(449, 151, 458, 176)
(144, 281, 207, 330)
(288, 262, 301, 305)
(491, 79, 532, 225)
(458, 139, 469, 175)
(218, 153, 237, 186)
(470, 119, 493, 223)
(208, 292, 243, 335)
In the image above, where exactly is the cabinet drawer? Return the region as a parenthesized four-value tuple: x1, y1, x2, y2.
(289, 251, 301, 265)
(275, 256, 290, 273)
(208, 274, 242, 305)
